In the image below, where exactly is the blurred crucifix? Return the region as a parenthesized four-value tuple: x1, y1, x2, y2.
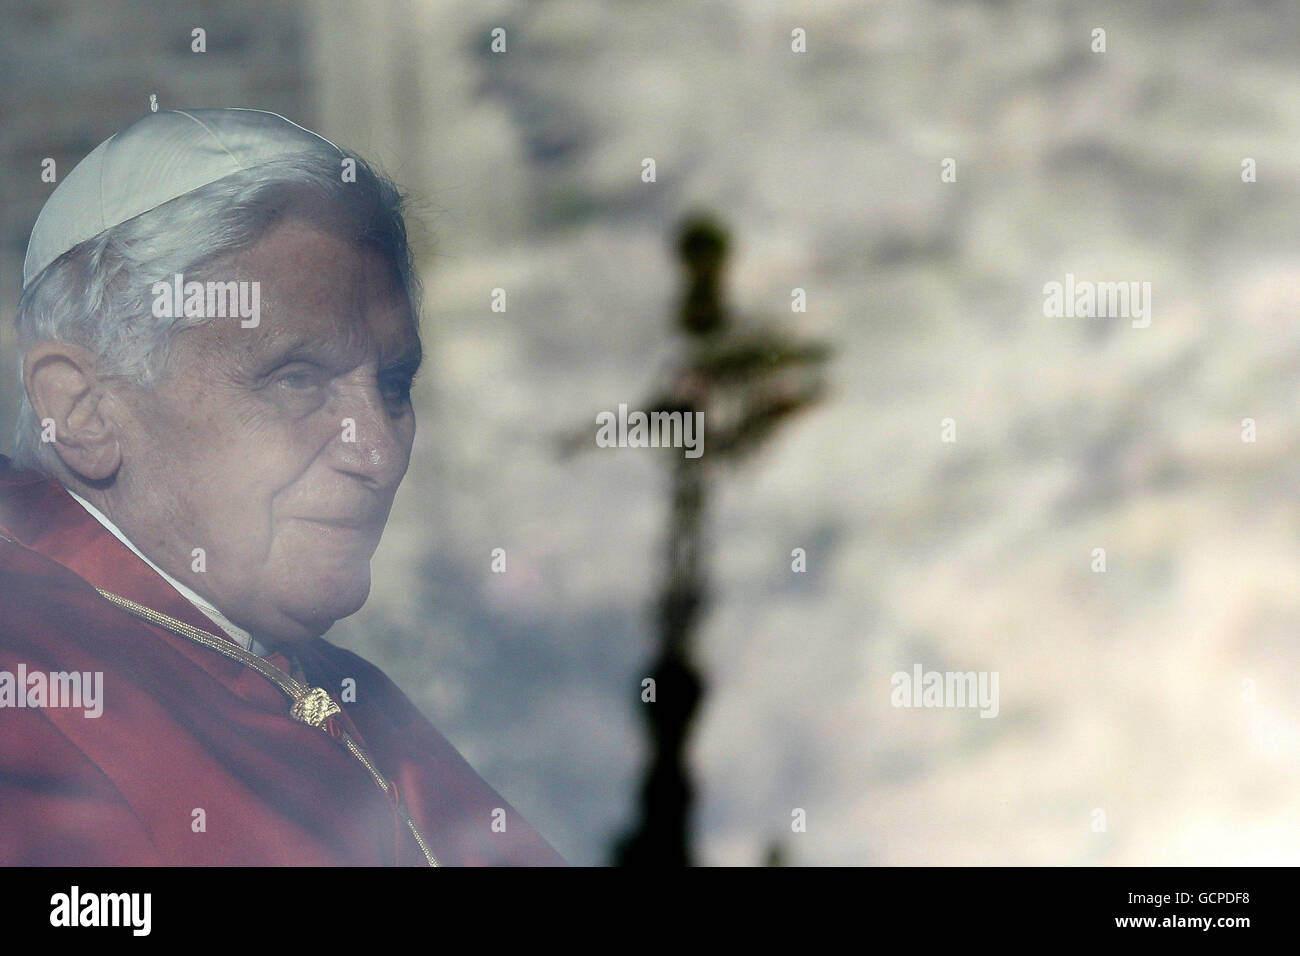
(563, 210, 830, 866)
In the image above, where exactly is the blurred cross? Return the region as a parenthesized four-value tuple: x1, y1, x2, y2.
(564, 210, 830, 866)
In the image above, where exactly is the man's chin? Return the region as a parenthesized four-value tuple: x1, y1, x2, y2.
(261, 572, 372, 644)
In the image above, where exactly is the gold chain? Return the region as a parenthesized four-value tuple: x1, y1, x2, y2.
(94, 587, 440, 867)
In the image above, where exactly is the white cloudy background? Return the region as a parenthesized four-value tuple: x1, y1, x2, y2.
(4, 0, 1299, 865)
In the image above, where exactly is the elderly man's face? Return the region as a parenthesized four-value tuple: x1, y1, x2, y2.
(107, 218, 421, 645)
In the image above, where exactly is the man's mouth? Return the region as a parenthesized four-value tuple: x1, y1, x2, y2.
(295, 514, 382, 534)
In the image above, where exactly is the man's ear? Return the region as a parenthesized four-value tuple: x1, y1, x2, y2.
(23, 341, 123, 482)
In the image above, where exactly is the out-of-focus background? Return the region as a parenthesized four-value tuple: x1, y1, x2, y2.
(3, 0, 1299, 865)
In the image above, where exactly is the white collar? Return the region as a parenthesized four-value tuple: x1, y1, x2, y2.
(64, 489, 272, 657)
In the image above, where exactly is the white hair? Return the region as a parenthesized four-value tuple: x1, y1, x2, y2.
(12, 150, 422, 473)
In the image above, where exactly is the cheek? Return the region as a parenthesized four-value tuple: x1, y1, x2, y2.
(165, 408, 321, 548)
(180, 387, 323, 471)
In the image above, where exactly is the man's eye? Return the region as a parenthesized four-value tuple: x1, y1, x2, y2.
(380, 377, 413, 404)
(276, 370, 322, 390)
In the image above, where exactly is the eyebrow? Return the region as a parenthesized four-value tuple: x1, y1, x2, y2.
(380, 341, 423, 377)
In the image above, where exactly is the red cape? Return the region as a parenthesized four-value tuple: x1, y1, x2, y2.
(0, 456, 566, 865)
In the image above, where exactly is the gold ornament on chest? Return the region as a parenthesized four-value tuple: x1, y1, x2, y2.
(290, 686, 342, 728)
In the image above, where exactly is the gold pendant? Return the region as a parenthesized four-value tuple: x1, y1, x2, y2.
(290, 686, 342, 728)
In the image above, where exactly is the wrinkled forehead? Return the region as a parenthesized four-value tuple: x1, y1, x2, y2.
(182, 219, 420, 367)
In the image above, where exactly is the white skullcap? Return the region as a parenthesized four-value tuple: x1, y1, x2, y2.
(23, 108, 344, 289)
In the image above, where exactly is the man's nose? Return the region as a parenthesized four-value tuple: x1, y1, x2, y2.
(326, 386, 410, 488)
